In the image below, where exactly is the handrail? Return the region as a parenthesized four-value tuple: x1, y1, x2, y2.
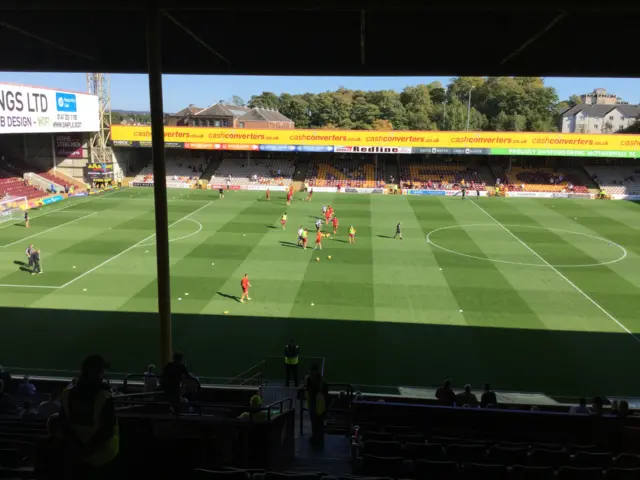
(239, 371, 263, 386)
(224, 360, 266, 386)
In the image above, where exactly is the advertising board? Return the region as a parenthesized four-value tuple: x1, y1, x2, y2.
(55, 134, 84, 158)
(309, 187, 338, 193)
(506, 191, 555, 198)
(445, 190, 488, 197)
(110, 125, 640, 158)
(407, 190, 446, 196)
(247, 185, 288, 191)
(85, 162, 114, 179)
(0, 84, 99, 134)
(342, 187, 386, 194)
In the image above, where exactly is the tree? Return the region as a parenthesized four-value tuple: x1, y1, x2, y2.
(279, 94, 311, 128)
(365, 90, 408, 130)
(372, 119, 393, 130)
(248, 92, 280, 109)
(351, 96, 380, 129)
(568, 94, 582, 107)
(229, 95, 245, 106)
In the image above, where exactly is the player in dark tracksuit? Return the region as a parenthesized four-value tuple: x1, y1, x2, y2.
(394, 222, 403, 240)
(26, 244, 34, 268)
(461, 185, 467, 199)
(31, 249, 42, 274)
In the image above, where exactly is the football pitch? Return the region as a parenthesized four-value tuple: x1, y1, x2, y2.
(1, 188, 640, 397)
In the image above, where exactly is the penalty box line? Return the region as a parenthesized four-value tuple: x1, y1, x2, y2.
(0, 212, 99, 248)
(469, 200, 640, 345)
(58, 201, 213, 289)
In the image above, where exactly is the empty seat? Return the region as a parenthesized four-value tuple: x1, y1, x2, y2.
(529, 448, 570, 468)
(413, 460, 460, 480)
(510, 465, 555, 480)
(572, 452, 612, 468)
(615, 454, 640, 468)
(569, 444, 599, 454)
(263, 474, 322, 480)
(361, 431, 394, 442)
(394, 433, 426, 444)
(557, 466, 603, 480)
(363, 441, 403, 457)
(194, 470, 251, 480)
(404, 443, 444, 461)
(532, 442, 564, 451)
(605, 467, 640, 480)
(0, 448, 23, 468)
(498, 441, 530, 449)
(447, 444, 487, 464)
(386, 426, 418, 435)
(488, 446, 529, 466)
(462, 462, 508, 480)
(361, 455, 404, 478)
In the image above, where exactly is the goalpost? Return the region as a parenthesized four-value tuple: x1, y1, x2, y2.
(0, 196, 28, 225)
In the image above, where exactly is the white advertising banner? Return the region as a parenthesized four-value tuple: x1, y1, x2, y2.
(247, 185, 288, 191)
(506, 191, 555, 198)
(612, 194, 640, 200)
(0, 84, 99, 134)
(445, 190, 488, 197)
(310, 187, 338, 193)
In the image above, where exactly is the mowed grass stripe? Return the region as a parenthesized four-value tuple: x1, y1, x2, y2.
(484, 199, 640, 333)
(370, 195, 466, 325)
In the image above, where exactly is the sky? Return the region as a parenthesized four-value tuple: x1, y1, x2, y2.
(0, 72, 638, 113)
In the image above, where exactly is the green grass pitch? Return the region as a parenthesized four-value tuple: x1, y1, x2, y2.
(1, 188, 640, 397)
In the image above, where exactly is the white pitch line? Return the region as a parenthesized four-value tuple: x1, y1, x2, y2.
(0, 283, 61, 289)
(0, 189, 123, 230)
(470, 200, 640, 344)
(59, 201, 213, 289)
(0, 212, 98, 248)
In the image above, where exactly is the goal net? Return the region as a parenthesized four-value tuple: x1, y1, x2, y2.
(0, 196, 28, 225)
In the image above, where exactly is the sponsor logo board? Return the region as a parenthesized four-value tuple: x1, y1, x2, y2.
(309, 187, 337, 193)
(55, 134, 84, 158)
(0, 83, 99, 133)
(247, 185, 288, 191)
(111, 125, 640, 158)
(407, 190, 446, 196)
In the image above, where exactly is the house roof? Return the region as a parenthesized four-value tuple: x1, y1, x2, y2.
(239, 108, 293, 123)
(2, 0, 640, 77)
(561, 104, 640, 118)
(174, 105, 205, 117)
(195, 103, 251, 117)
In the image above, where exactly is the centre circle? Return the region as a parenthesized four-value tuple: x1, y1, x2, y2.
(137, 218, 203, 248)
(426, 224, 627, 268)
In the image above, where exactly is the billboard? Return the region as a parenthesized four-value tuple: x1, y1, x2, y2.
(110, 125, 640, 158)
(55, 134, 84, 158)
(85, 162, 114, 179)
(0, 84, 99, 134)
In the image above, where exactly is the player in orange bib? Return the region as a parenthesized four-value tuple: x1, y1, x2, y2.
(314, 230, 323, 250)
(332, 216, 339, 235)
(266, 188, 270, 201)
(325, 207, 332, 225)
(240, 274, 252, 303)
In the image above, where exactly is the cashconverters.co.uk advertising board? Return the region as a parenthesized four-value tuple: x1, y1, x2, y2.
(0, 84, 99, 134)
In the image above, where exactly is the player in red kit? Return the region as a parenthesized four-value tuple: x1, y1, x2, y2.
(325, 207, 332, 224)
(332, 216, 339, 235)
(240, 274, 252, 303)
(266, 188, 270, 201)
(286, 191, 292, 205)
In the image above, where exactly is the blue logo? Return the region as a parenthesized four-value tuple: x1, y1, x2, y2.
(259, 145, 296, 152)
(55, 92, 77, 112)
(408, 190, 445, 196)
(296, 145, 334, 153)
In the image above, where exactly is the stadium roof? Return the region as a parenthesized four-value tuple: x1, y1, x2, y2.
(1, 0, 638, 77)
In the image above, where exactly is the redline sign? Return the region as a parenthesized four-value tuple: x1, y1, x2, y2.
(335, 146, 412, 154)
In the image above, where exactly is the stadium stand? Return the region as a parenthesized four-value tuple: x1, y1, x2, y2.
(306, 159, 383, 188)
(0, 170, 45, 200)
(398, 161, 486, 190)
(132, 157, 206, 187)
(209, 158, 294, 187)
(584, 166, 640, 196)
(489, 164, 590, 193)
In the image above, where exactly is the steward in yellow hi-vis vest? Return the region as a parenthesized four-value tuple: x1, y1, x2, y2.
(284, 339, 300, 387)
(305, 364, 329, 449)
(61, 355, 119, 476)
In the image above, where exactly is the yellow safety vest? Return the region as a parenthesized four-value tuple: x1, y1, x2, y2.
(305, 379, 326, 415)
(284, 345, 299, 365)
(349, 227, 355, 235)
(62, 387, 119, 466)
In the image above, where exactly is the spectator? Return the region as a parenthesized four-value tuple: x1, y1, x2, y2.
(16, 375, 36, 397)
(20, 400, 38, 419)
(617, 400, 630, 418)
(592, 396, 605, 416)
(456, 384, 479, 407)
(60, 355, 119, 477)
(143, 364, 158, 393)
(37, 391, 61, 419)
(161, 351, 197, 405)
(0, 379, 16, 414)
(305, 364, 329, 449)
(435, 379, 456, 406)
(238, 395, 267, 421)
(0, 366, 12, 392)
(35, 413, 65, 480)
(569, 397, 590, 414)
(480, 383, 497, 408)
